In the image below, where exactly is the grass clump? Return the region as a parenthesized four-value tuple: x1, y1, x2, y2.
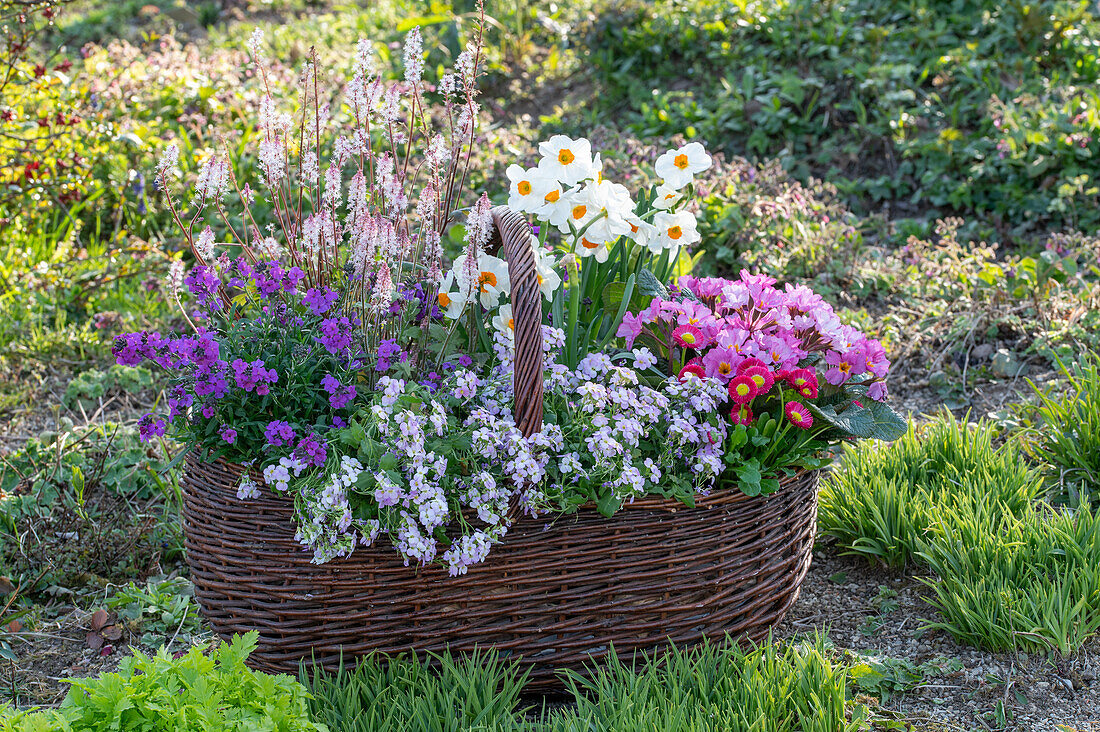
(819, 412, 1043, 568)
(920, 503, 1100, 655)
(1025, 353, 1100, 506)
(554, 637, 858, 732)
(303, 649, 530, 732)
(823, 411, 1100, 654)
(304, 637, 861, 732)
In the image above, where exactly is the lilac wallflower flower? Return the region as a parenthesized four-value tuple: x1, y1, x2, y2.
(184, 265, 222, 311)
(303, 286, 340, 316)
(294, 432, 328, 468)
(138, 413, 167, 443)
(318, 317, 354, 354)
(265, 420, 297, 447)
(376, 338, 403, 371)
(220, 425, 238, 444)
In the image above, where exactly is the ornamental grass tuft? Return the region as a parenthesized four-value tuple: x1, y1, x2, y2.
(819, 412, 1043, 569)
(303, 637, 861, 732)
(1025, 352, 1100, 507)
(918, 502, 1100, 655)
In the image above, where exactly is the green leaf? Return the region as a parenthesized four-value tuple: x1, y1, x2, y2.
(732, 459, 763, 497)
(635, 268, 669, 299)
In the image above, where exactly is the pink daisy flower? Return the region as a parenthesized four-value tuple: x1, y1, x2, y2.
(785, 368, 819, 399)
(736, 356, 767, 375)
(785, 401, 813, 429)
(728, 375, 758, 404)
(677, 359, 706, 382)
(729, 404, 754, 425)
(741, 366, 775, 395)
(672, 324, 707, 349)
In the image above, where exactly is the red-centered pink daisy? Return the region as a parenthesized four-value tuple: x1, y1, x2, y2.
(741, 366, 775, 395)
(737, 356, 767, 375)
(729, 404, 754, 425)
(728, 375, 758, 404)
(677, 360, 707, 382)
(785, 401, 813, 429)
(672, 324, 706, 349)
(785, 368, 819, 399)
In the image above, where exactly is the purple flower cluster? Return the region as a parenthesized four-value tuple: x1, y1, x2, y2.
(303, 286, 340, 316)
(318, 317, 355, 354)
(375, 338, 403, 372)
(184, 265, 222, 310)
(219, 425, 238, 444)
(265, 420, 296, 447)
(293, 432, 328, 468)
(138, 413, 167, 442)
(229, 259, 306, 298)
(322, 373, 357, 409)
(231, 358, 278, 394)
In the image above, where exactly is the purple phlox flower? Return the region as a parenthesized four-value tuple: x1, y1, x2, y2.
(219, 425, 237, 444)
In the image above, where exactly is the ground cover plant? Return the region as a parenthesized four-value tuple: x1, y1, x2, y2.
(584, 0, 1100, 241)
(0, 632, 324, 732)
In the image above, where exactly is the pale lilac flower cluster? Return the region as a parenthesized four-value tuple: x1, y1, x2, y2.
(278, 335, 727, 574)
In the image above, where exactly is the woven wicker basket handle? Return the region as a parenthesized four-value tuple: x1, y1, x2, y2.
(490, 205, 544, 437)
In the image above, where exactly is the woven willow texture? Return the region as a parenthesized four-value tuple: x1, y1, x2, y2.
(183, 458, 818, 688)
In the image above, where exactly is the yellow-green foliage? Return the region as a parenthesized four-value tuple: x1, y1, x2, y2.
(819, 412, 1043, 568)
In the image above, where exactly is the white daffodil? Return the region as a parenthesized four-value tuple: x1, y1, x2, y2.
(626, 216, 662, 253)
(535, 251, 563, 301)
(547, 186, 596, 234)
(472, 254, 510, 308)
(491, 303, 514, 335)
(654, 141, 712, 190)
(582, 179, 636, 242)
(653, 211, 701, 251)
(533, 180, 564, 219)
(537, 135, 597, 186)
(575, 232, 612, 263)
(506, 164, 557, 214)
(651, 183, 683, 210)
(436, 270, 469, 319)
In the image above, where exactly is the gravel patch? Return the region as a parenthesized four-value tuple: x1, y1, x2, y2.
(777, 549, 1100, 731)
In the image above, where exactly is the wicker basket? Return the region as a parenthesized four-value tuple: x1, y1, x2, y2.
(181, 206, 820, 689)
